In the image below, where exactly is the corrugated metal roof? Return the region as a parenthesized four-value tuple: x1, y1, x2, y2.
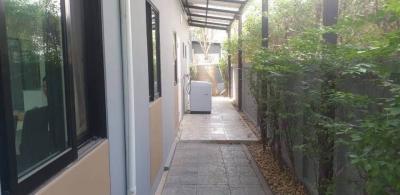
(182, 0, 248, 30)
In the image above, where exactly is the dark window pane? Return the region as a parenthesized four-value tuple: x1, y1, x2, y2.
(5, 0, 69, 178)
(146, 2, 161, 101)
(151, 9, 159, 99)
(70, 0, 88, 141)
(174, 33, 178, 84)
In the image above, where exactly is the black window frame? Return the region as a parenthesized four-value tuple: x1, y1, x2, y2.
(146, 0, 162, 102)
(0, 0, 107, 194)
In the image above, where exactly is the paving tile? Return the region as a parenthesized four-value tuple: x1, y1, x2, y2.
(225, 159, 252, 167)
(197, 185, 230, 195)
(162, 142, 270, 195)
(162, 184, 196, 195)
(180, 97, 258, 141)
(198, 165, 226, 175)
(197, 174, 228, 185)
(228, 175, 261, 187)
(169, 166, 197, 176)
(172, 158, 202, 166)
(221, 145, 243, 151)
(222, 151, 247, 159)
(166, 175, 198, 185)
(230, 186, 266, 195)
(226, 166, 255, 176)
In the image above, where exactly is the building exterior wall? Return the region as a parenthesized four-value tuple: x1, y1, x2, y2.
(124, 0, 190, 194)
(174, 86, 180, 131)
(149, 99, 164, 184)
(1, 0, 190, 194)
(127, 0, 152, 194)
(102, 0, 127, 194)
(19, 1, 127, 193)
(147, 0, 191, 192)
(150, 0, 190, 167)
(0, 0, 125, 194)
(34, 141, 111, 195)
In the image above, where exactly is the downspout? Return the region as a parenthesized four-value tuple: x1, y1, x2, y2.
(120, 0, 136, 194)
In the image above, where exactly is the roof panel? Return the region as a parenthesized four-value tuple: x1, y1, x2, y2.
(208, 0, 242, 9)
(190, 16, 207, 21)
(206, 18, 231, 25)
(183, 0, 248, 30)
(189, 0, 241, 10)
(207, 10, 235, 17)
(189, 8, 207, 15)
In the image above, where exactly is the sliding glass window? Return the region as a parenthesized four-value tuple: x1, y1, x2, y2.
(0, 0, 106, 194)
(146, 1, 161, 101)
(5, 0, 69, 180)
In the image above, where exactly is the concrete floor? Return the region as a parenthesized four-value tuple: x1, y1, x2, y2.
(180, 97, 258, 141)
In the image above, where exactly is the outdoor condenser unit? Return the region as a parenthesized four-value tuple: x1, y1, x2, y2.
(189, 81, 212, 114)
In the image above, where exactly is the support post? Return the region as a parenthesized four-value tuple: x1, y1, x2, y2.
(318, 0, 338, 194)
(237, 16, 243, 111)
(262, 0, 269, 48)
(227, 30, 232, 98)
(323, 0, 338, 44)
(258, 0, 268, 136)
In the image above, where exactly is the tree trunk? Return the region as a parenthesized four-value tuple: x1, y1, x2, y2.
(318, 73, 336, 195)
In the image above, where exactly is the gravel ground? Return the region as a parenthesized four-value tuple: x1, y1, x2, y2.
(247, 142, 307, 195)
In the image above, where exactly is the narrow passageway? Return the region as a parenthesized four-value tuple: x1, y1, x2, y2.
(160, 97, 272, 195)
(180, 97, 258, 141)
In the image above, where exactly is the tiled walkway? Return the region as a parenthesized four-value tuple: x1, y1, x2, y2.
(159, 98, 271, 195)
(180, 97, 258, 141)
(162, 143, 271, 195)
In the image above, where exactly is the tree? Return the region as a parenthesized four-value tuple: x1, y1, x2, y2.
(192, 27, 215, 60)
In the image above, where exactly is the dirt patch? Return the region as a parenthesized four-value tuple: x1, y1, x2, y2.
(247, 142, 307, 195)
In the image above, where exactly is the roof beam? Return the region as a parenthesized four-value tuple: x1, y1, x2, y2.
(185, 5, 240, 14)
(189, 13, 233, 21)
(190, 20, 230, 26)
(185, 0, 192, 22)
(212, 0, 247, 4)
(189, 23, 228, 30)
(205, 0, 210, 25)
(227, 0, 247, 29)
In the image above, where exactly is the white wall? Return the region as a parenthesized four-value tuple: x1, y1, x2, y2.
(150, 0, 190, 163)
(120, 0, 191, 194)
(122, 0, 152, 194)
(101, 0, 127, 195)
(151, 2, 191, 190)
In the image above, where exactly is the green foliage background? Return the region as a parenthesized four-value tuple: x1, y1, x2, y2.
(222, 0, 400, 194)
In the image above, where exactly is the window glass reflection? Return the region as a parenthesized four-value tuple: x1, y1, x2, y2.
(5, 0, 68, 178)
(151, 8, 160, 99)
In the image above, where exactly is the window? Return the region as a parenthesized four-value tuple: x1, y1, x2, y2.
(0, 0, 106, 194)
(182, 42, 186, 59)
(146, 1, 161, 101)
(173, 32, 178, 85)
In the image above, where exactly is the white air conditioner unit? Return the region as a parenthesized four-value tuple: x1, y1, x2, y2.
(189, 81, 212, 114)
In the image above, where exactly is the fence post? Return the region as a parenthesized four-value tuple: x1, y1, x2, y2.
(318, 0, 338, 194)
(258, 0, 269, 138)
(227, 30, 232, 98)
(262, 0, 269, 48)
(237, 16, 243, 111)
